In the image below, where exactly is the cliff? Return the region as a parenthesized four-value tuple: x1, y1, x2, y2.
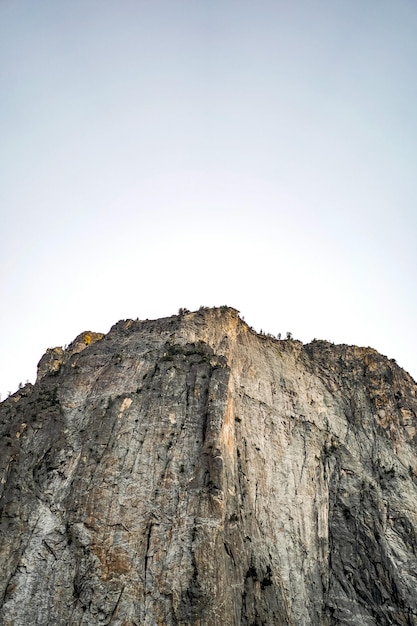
(1, 307, 417, 625)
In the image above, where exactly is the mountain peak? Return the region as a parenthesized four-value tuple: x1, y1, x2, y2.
(1, 309, 417, 624)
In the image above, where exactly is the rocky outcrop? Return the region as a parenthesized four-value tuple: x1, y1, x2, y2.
(1, 307, 417, 625)
(35, 331, 104, 382)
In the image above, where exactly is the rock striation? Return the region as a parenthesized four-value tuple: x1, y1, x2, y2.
(1, 306, 417, 625)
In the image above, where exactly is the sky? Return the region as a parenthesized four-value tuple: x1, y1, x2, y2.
(1, 0, 417, 399)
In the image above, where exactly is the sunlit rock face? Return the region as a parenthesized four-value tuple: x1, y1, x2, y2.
(1, 307, 417, 626)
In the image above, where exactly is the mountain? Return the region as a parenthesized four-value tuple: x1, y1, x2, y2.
(1, 306, 417, 625)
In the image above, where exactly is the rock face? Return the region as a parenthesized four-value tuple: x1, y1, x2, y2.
(1, 306, 417, 625)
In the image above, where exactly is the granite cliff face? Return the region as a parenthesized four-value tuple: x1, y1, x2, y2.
(1, 307, 417, 625)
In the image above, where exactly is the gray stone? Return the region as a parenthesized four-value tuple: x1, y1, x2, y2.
(1, 307, 417, 625)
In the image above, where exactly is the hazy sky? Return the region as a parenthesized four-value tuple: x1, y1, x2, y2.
(1, 0, 417, 398)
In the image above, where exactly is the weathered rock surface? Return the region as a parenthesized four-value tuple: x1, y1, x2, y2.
(1, 306, 417, 625)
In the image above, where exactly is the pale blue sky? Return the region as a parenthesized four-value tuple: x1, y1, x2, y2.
(1, 0, 417, 397)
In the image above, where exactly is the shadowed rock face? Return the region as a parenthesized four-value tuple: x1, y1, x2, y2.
(1, 307, 417, 625)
